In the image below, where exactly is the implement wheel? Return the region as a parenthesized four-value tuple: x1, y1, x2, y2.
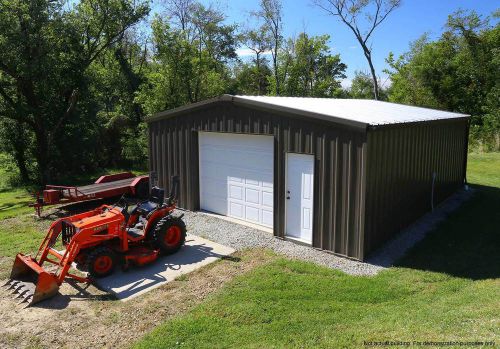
(155, 217, 186, 255)
(85, 247, 117, 278)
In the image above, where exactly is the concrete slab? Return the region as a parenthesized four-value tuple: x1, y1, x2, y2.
(93, 234, 235, 301)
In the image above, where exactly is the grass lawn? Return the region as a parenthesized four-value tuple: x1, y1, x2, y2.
(0, 188, 33, 220)
(0, 162, 33, 219)
(134, 153, 500, 348)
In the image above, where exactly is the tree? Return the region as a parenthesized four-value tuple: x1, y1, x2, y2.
(242, 27, 272, 95)
(233, 62, 272, 95)
(0, 0, 149, 184)
(385, 10, 500, 151)
(252, 0, 283, 95)
(349, 70, 387, 99)
(88, 30, 149, 168)
(280, 33, 347, 97)
(137, 1, 238, 114)
(314, 0, 401, 100)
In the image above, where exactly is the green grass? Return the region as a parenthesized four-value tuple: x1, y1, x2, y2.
(134, 153, 500, 349)
(0, 158, 33, 219)
(467, 152, 500, 187)
(0, 188, 33, 220)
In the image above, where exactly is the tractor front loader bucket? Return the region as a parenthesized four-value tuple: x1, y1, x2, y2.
(4, 254, 59, 306)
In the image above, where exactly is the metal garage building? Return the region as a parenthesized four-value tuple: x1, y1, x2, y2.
(147, 95, 469, 261)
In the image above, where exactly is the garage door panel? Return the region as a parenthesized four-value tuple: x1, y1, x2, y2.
(201, 197, 227, 215)
(245, 178, 260, 186)
(199, 177, 227, 192)
(262, 209, 273, 226)
(201, 162, 272, 183)
(228, 176, 243, 183)
(262, 181, 273, 188)
(262, 191, 273, 207)
(229, 202, 244, 218)
(199, 132, 274, 228)
(200, 189, 227, 204)
(245, 206, 260, 222)
(229, 185, 243, 200)
(202, 133, 272, 150)
(201, 149, 272, 170)
(245, 188, 260, 204)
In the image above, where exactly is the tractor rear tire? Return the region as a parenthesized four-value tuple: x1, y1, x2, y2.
(155, 217, 186, 255)
(85, 247, 117, 278)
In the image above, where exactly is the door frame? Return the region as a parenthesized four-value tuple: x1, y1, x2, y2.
(284, 151, 315, 246)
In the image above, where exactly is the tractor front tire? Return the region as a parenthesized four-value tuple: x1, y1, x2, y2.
(155, 217, 186, 255)
(85, 247, 117, 278)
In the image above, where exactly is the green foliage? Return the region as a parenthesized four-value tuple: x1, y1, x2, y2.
(236, 26, 272, 95)
(349, 70, 388, 100)
(0, 0, 149, 184)
(278, 33, 347, 97)
(87, 31, 149, 168)
(386, 10, 500, 151)
(136, 5, 238, 114)
(232, 62, 272, 96)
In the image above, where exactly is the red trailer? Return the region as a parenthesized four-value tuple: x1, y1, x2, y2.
(31, 172, 149, 216)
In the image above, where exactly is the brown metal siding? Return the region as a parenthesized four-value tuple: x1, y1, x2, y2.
(148, 102, 368, 260)
(363, 119, 468, 256)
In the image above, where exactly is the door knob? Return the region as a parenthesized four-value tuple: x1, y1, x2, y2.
(286, 196, 290, 200)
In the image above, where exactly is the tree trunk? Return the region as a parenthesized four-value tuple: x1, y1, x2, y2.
(12, 122, 30, 183)
(363, 49, 379, 100)
(273, 43, 280, 95)
(34, 124, 50, 185)
(13, 148, 29, 183)
(256, 53, 261, 95)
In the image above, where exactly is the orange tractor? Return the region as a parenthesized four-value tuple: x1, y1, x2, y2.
(5, 177, 186, 306)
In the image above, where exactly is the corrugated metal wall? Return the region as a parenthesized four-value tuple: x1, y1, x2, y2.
(149, 102, 368, 260)
(363, 119, 468, 256)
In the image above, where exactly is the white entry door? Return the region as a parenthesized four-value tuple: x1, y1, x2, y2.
(285, 153, 314, 243)
(199, 132, 274, 228)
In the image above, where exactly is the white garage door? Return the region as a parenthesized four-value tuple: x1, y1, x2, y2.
(199, 132, 274, 228)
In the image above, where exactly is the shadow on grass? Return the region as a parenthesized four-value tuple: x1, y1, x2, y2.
(396, 184, 500, 280)
(31, 279, 116, 310)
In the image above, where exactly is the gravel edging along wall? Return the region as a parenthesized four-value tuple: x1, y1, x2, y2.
(178, 188, 474, 276)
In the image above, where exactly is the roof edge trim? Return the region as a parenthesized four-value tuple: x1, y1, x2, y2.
(147, 95, 233, 123)
(147, 94, 368, 129)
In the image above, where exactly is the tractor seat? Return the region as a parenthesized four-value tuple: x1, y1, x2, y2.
(127, 227, 145, 240)
(136, 201, 158, 214)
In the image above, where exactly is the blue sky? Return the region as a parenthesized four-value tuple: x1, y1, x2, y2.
(150, 0, 498, 88)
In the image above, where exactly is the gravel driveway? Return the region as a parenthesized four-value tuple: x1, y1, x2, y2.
(181, 211, 383, 276)
(179, 188, 473, 276)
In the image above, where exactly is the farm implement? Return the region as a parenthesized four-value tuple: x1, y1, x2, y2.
(30, 172, 149, 216)
(5, 177, 186, 306)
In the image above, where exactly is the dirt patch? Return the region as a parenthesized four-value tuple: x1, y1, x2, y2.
(0, 249, 275, 348)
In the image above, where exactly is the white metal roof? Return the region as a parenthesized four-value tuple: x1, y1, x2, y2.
(233, 95, 469, 126)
